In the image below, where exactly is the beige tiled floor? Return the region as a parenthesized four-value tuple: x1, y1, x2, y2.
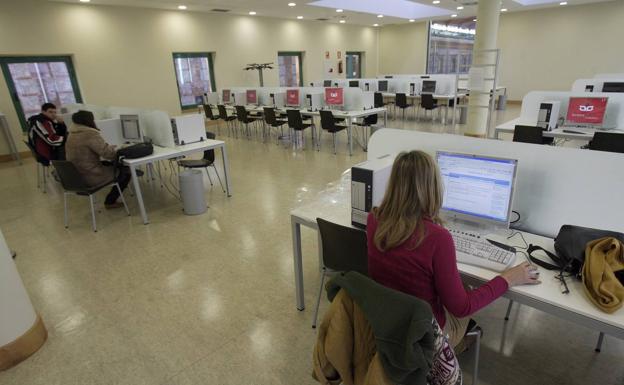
(1, 106, 623, 385)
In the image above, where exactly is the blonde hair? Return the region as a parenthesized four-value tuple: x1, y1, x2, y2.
(372, 151, 443, 252)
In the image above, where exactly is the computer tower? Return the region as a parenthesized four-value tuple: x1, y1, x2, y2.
(270, 92, 286, 108)
(171, 114, 206, 145)
(351, 156, 394, 228)
(305, 93, 323, 111)
(536, 101, 561, 130)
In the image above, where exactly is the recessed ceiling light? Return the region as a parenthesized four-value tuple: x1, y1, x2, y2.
(501, 8, 508, 11)
(297, 15, 303, 19)
(473, 18, 477, 21)
(432, 0, 440, 4)
(288, 2, 296, 6)
(79, 0, 91, 2)
(336, 9, 343, 12)
(457, 6, 464, 9)
(451, 14, 457, 17)
(177, 5, 187, 10)
(339, 19, 346, 23)
(559, 1, 567, 4)
(377, 14, 384, 18)
(409, 19, 415, 22)
(249, 11, 256, 15)
(373, 23, 379, 26)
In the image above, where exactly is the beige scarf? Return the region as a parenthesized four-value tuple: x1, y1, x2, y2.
(582, 237, 624, 313)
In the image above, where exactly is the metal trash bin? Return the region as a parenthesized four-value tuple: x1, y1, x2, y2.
(179, 170, 206, 215)
(497, 94, 507, 110)
(459, 106, 468, 124)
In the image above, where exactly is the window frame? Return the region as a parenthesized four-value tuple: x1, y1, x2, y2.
(0, 55, 83, 131)
(277, 51, 304, 87)
(172, 52, 217, 110)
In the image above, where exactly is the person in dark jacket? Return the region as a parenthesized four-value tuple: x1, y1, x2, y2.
(27, 103, 67, 163)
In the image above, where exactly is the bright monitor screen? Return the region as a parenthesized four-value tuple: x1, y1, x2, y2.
(120, 115, 141, 141)
(349, 80, 359, 88)
(422, 80, 436, 94)
(323, 80, 332, 87)
(378, 80, 388, 92)
(602, 82, 624, 93)
(222, 89, 231, 103)
(246, 90, 257, 104)
(325, 87, 344, 106)
(566, 97, 608, 126)
(437, 151, 518, 225)
(286, 89, 300, 106)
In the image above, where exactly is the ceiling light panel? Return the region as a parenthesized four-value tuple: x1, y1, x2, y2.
(309, 0, 451, 19)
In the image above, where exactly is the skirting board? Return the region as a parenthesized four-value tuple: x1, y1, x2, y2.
(0, 151, 30, 163)
(0, 315, 47, 371)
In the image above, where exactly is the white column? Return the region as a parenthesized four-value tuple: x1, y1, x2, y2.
(465, 0, 501, 137)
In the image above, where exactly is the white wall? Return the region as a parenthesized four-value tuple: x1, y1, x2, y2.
(378, 1, 624, 101)
(0, 0, 378, 155)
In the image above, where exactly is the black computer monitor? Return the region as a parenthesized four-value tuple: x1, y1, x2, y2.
(422, 80, 436, 94)
(588, 132, 624, 153)
(602, 82, 624, 93)
(323, 80, 332, 87)
(378, 80, 388, 92)
(349, 80, 359, 88)
(384, 75, 393, 79)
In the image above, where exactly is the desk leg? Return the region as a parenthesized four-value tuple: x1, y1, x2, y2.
(347, 118, 353, 156)
(220, 145, 232, 197)
(291, 217, 305, 311)
(130, 165, 149, 224)
(384, 110, 388, 127)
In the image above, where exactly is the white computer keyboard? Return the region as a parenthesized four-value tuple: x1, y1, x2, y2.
(450, 231, 516, 272)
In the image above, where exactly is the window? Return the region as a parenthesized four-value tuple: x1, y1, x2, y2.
(346, 52, 363, 79)
(427, 20, 475, 74)
(278, 52, 303, 87)
(173, 52, 216, 109)
(0, 56, 83, 130)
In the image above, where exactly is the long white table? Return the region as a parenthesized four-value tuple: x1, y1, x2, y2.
(123, 140, 231, 224)
(381, 92, 467, 125)
(495, 117, 624, 141)
(289, 193, 624, 344)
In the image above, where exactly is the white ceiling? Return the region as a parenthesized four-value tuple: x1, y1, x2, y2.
(50, 0, 615, 26)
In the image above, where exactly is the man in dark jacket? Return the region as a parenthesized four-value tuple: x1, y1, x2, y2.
(27, 103, 67, 163)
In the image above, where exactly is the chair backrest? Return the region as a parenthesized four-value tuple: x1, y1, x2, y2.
(235, 106, 248, 122)
(588, 132, 624, 153)
(287, 109, 304, 130)
(202, 131, 217, 163)
(374, 92, 384, 108)
(395, 93, 408, 108)
(263, 107, 277, 125)
(420, 94, 436, 109)
(51, 160, 90, 192)
(217, 105, 229, 119)
(316, 218, 368, 275)
(319, 110, 337, 131)
(203, 104, 216, 120)
(513, 125, 545, 144)
(23, 140, 49, 166)
(363, 113, 378, 126)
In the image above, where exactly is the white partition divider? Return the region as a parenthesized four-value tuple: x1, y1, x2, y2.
(62, 103, 109, 120)
(96, 118, 123, 146)
(343, 88, 374, 110)
(571, 78, 624, 93)
(367, 129, 624, 238)
(380, 74, 457, 95)
(142, 110, 175, 148)
(518, 91, 624, 129)
(595, 73, 624, 79)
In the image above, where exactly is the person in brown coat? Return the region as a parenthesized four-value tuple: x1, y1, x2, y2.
(65, 110, 131, 209)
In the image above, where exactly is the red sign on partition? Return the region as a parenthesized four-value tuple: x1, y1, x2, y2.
(566, 97, 608, 125)
(246, 90, 257, 104)
(286, 89, 300, 105)
(325, 87, 344, 106)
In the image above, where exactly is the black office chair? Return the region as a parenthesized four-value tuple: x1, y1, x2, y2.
(395, 93, 414, 121)
(217, 105, 237, 137)
(419, 94, 439, 121)
(51, 160, 129, 232)
(263, 107, 288, 144)
(203, 104, 221, 135)
(313, 218, 368, 328)
(319, 110, 347, 154)
(373, 92, 386, 109)
(587, 132, 624, 153)
(513, 125, 554, 145)
(235, 106, 260, 139)
(24, 140, 51, 193)
(287, 109, 314, 149)
(177, 131, 225, 193)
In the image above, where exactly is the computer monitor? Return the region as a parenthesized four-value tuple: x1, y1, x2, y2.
(246, 89, 257, 105)
(437, 151, 518, 228)
(286, 89, 300, 107)
(601, 82, 624, 93)
(378, 80, 388, 92)
(222, 89, 231, 104)
(325, 87, 344, 108)
(422, 80, 436, 94)
(120, 114, 143, 143)
(349, 80, 359, 88)
(565, 96, 608, 127)
(384, 76, 393, 79)
(323, 80, 332, 87)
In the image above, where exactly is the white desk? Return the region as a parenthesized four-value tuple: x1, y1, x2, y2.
(289, 195, 624, 343)
(495, 118, 624, 141)
(123, 140, 232, 224)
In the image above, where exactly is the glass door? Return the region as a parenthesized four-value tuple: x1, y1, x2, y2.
(345, 52, 362, 79)
(0, 56, 83, 130)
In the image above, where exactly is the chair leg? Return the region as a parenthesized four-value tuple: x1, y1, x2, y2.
(36, 163, 41, 189)
(204, 167, 214, 186)
(466, 330, 481, 385)
(595, 332, 605, 353)
(312, 270, 326, 329)
(116, 183, 130, 216)
(88, 194, 97, 232)
(504, 300, 513, 321)
(211, 165, 226, 193)
(63, 192, 69, 228)
(42, 166, 47, 193)
(332, 133, 337, 155)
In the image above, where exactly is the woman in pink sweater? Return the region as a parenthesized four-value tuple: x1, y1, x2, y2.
(367, 150, 540, 350)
